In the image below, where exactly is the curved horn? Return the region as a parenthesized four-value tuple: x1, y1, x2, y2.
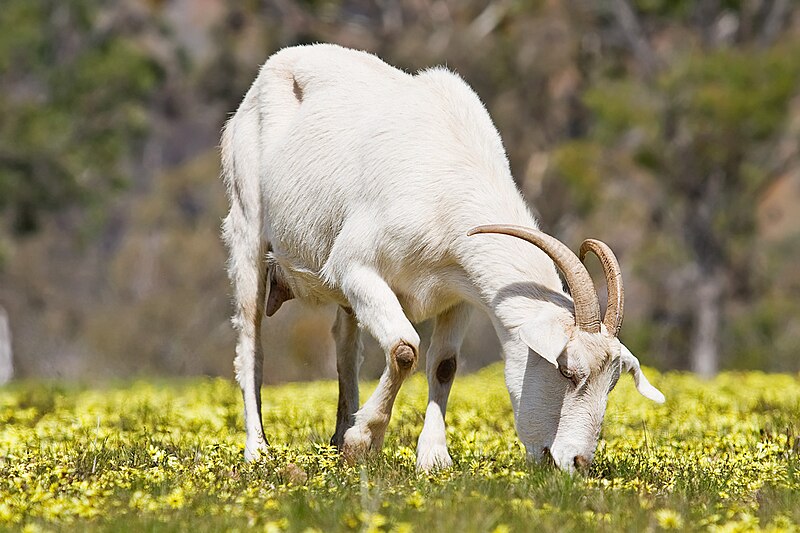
(467, 224, 601, 333)
(579, 239, 624, 337)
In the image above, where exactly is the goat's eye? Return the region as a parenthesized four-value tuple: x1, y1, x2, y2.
(559, 366, 576, 382)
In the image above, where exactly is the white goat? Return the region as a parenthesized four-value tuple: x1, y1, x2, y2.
(221, 44, 664, 472)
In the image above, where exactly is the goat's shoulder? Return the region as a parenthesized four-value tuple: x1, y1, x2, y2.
(414, 67, 483, 107)
(413, 67, 508, 177)
(416, 67, 499, 134)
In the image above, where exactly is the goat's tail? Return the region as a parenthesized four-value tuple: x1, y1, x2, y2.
(221, 90, 261, 236)
(221, 47, 307, 323)
(221, 46, 313, 307)
(221, 46, 308, 245)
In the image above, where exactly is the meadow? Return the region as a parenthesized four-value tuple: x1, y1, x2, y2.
(1, 364, 799, 532)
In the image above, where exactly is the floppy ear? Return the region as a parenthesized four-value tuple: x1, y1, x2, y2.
(519, 310, 569, 368)
(620, 343, 665, 403)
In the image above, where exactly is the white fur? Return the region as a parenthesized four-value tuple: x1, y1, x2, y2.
(221, 44, 664, 472)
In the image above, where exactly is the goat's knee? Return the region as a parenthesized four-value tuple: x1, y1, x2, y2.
(391, 341, 418, 372)
(435, 356, 457, 384)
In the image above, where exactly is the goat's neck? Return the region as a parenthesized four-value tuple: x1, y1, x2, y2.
(459, 235, 575, 335)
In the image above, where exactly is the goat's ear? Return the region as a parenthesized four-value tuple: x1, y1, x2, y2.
(519, 311, 569, 368)
(620, 343, 665, 404)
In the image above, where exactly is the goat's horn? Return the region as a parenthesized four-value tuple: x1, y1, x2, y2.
(579, 239, 624, 337)
(467, 224, 601, 333)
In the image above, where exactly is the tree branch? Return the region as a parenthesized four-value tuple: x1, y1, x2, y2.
(610, 0, 660, 80)
(760, 0, 790, 46)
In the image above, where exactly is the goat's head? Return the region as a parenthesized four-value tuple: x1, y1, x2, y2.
(468, 225, 665, 472)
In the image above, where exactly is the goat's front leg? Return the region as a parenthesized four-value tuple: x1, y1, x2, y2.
(416, 302, 471, 471)
(330, 305, 362, 448)
(336, 266, 420, 461)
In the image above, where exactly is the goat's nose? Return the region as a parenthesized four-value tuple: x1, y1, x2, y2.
(573, 455, 591, 471)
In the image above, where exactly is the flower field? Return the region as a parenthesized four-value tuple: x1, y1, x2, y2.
(1, 364, 799, 532)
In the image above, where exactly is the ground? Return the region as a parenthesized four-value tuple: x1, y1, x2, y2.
(1, 364, 799, 532)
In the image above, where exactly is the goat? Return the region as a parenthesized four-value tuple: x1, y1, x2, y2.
(220, 44, 664, 473)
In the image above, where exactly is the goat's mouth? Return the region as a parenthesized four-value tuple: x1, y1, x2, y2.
(532, 446, 593, 475)
(527, 446, 558, 469)
(541, 447, 557, 468)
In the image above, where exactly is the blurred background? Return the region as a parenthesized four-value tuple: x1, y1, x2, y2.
(0, 0, 799, 384)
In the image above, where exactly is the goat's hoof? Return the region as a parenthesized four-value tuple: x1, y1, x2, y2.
(341, 426, 373, 464)
(329, 430, 347, 450)
(244, 441, 270, 462)
(416, 444, 453, 472)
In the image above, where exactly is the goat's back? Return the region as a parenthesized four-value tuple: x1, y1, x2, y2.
(226, 44, 532, 316)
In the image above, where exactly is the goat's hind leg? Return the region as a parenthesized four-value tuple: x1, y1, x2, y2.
(330, 305, 362, 448)
(224, 212, 269, 461)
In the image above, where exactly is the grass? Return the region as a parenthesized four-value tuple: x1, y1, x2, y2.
(1, 364, 799, 532)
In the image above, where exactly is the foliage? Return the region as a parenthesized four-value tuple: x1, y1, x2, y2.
(573, 41, 800, 236)
(0, 0, 160, 234)
(1, 365, 799, 531)
(549, 38, 800, 371)
(2, 0, 800, 379)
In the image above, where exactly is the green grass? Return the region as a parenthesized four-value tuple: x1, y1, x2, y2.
(1, 364, 799, 532)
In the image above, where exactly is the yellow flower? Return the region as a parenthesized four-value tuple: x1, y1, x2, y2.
(656, 509, 684, 530)
(405, 491, 424, 509)
(360, 512, 388, 533)
(165, 487, 186, 509)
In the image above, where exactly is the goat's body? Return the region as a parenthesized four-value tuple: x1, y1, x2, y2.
(223, 44, 537, 324)
(222, 44, 650, 470)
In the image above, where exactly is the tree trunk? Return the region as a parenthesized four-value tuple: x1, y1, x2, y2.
(682, 168, 726, 377)
(610, 0, 660, 80)
(689, 269, 723, 378)
(0, 305, 13, 384)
